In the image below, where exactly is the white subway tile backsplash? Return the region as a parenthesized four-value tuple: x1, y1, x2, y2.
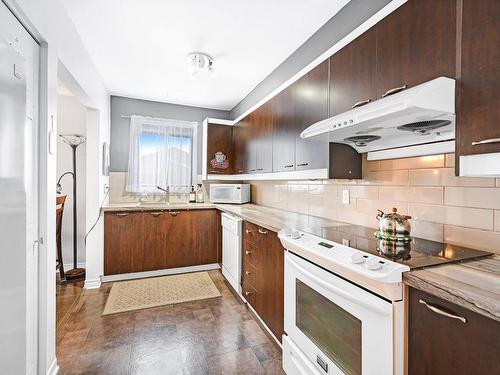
(411, 220, 444, 242)
(357, 199, 408, 215)
(379, 155, 444, 171)
(360, 170, 409, 186)
(445, 153, 455, 168)
(445, 225, 500, 254)
(495, 211, 500, 232)
(410, 168, 496, 187)
(338, 185, 379, 200)
(379, 186, 444, 204)
(408, 203, 493, 230)
(445, 187, 500, 209)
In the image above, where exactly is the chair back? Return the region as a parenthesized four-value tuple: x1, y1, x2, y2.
(56, 195, 67, 234)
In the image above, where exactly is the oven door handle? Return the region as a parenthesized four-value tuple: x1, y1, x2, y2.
(288, 255, 391, 316)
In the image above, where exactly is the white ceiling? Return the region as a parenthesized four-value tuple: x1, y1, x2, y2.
(62, 0, 350, 110)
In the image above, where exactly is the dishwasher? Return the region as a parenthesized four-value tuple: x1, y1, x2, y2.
(221, 212, 243, 296)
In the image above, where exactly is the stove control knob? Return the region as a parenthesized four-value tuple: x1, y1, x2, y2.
(291, 231, 301, 240)
(366, 257, 383, 271)
(350, 252, 365, 264)
(282, 227, 293, 237)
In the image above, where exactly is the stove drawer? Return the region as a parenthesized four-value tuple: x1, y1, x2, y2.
(283, 335, 322, 375)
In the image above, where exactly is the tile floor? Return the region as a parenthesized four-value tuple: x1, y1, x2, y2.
(56, 270, 284, 374)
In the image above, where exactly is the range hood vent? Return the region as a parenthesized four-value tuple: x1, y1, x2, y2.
(301, 77, 456, 158)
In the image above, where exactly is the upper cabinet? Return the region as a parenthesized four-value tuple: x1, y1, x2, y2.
(232, 121, 246, 174)
(205, 122, 233, 175)
(330, 29, 377, 116)
(254, 102, 274, 173)
(456, 0, 500, 157)
(295, 60, 329, 170)
(272, 85, 298, 172)
(375, 0, 456, 97)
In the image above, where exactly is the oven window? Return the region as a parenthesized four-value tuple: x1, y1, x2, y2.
(296, 280, 362, 375)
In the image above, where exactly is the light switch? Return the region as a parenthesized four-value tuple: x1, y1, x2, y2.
(342, 189, 350, 205)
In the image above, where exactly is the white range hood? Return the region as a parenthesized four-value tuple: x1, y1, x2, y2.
(301, 77, 456, 159)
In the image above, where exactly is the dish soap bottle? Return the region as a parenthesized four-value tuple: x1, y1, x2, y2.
(196, 184, 205, 203)
(189, 185, 196, 203)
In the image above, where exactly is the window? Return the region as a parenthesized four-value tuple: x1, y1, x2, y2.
(126, 115, 198, 193)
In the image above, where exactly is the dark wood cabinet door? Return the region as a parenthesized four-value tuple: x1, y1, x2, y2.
(330, 29, 376, 116)
(254, 102, 273, 173)
(206, 123, 233, 175)
(408, 287, 500, 375)
(376, 0, 456, 97)
(165, 209, 218, 269)
(141, 211, 168, 272)
(242, 113, 257, 173)
(271, 85, 297, 172)
(256, 228, 284, 341)
(295, 60, 329, 170)
(104, 211, 143, 275)
(232, 121, 247, 174)
(456, 0, 500, 157)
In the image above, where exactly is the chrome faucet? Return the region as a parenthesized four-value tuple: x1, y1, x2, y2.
(156, 185, 170, 203)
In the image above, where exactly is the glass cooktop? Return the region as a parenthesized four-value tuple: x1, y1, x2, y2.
(306, 222, 492, 269)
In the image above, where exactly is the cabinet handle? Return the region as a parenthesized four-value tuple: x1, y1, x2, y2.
(284, 164, 294, 168)
(471, 138, 500, 146)
(238, 169, 244, 173)
(297, 163, 308, 167)
(150, 212, 163, 217)
(169, 211, 180, 216)
(245, 229, 252, 234)
(258, 228, 268, 235)
(419, 299, 467, 323)
(257, 168, 263, 171)
(245, 291, 252, 296)
(114, 212, 129, 217)
(351, 99, 371, 109)
(245, 250, 252, 255)
(381, 84, 407, 98)
(245, 271, 251, 275)
(210, 170, 221, 174)
(250, 169, 256, 172)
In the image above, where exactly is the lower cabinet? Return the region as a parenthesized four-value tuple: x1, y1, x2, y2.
(104, 209, 218, 275)
(242, 221, 284, 342)
(408, 287, 500, 375)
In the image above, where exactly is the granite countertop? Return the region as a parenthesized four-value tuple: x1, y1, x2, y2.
(216, 203, 499, 322)
(404, 257, 500, 322)
(103, 202, 216, 212)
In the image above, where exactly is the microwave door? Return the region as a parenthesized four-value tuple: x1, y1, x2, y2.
(284, 252, 394, 375)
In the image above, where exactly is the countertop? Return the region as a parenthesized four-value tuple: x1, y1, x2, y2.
(103, 202, 216, 212)
(404, 257, 500, 322)
(216, 204, 499, 322)
(104, 202, 499, 321)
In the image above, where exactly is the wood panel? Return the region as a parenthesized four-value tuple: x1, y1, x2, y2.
(271, 85, 297, 172)
(456, 0, 500, 157)
(242, 221, 284, 342)
(330, 29, 376, 116)
(408, 287, 500, 375)
(206, 123, 233, 175)
(104, 211, 143, 275)
(376, 0, 456, 97)
(141, 211, 168, 271)
(232, 121, 247, 174)
(295, 59, 329, 170)
(253, 102, 274, 173)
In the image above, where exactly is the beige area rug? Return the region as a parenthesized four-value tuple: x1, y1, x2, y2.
(102, 271, 221, 315)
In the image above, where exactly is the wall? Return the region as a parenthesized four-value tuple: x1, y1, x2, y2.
(56, 94, 87, 266)
(229, 0, 391, 119)
(110, 95, 230, 172)
(251, 154, 500, 255)
(5, 0, 110, 373)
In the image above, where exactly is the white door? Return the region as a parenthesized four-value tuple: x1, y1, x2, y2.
(0, 3, 39, 374)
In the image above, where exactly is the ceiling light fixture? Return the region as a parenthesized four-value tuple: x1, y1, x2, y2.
(186, 52, 215, 79)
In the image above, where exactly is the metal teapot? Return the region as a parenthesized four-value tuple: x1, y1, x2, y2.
(376, 207, 412, 239)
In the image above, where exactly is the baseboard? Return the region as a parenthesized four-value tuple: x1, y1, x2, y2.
(47, 358, 59, 375)
(84, 278, 102, 289)
(100, 263, 221, 283)
(247, 303, 282, 349)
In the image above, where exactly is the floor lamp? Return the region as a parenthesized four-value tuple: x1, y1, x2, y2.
(57, 134, 86, 280)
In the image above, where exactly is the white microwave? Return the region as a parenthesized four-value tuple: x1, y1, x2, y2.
(209, 184, 250, 204)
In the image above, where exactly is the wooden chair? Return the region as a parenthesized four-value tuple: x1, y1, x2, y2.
(56, 195, 67, 283)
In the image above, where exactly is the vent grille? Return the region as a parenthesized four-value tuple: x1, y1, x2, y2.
(397, 120, 451, 135)
(344, 135, 381, 147)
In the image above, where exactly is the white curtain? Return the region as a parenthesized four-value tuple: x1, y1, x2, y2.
(126, 115, 198, 193)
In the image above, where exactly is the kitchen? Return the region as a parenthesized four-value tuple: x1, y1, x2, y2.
(1, 0, 499, 374)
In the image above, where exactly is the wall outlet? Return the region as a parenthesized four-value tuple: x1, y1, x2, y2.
(104, 184, 109, 194)
(342, 238, 350, 247)
(342, 189, 350, 205)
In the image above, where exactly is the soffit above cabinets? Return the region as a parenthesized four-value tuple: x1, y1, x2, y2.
(61, 0, 350, 110)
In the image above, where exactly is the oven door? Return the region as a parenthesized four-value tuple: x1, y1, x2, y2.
(284, 252, 394, 375)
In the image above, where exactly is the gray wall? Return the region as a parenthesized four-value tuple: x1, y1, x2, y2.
(229, 0, 391, 119)
(110, 95, 230, 172)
